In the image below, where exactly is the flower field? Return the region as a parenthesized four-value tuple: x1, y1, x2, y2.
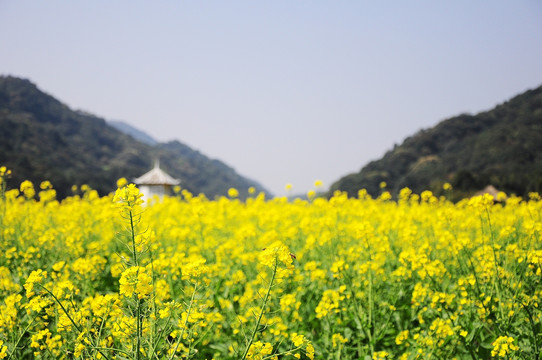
(0, 167, 541, 359)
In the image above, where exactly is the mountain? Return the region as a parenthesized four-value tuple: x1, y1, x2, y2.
(108, 120, 158, 145)
(107, 121, 268, 195)
(0, 75, 269, 199)
(329, 85, 542, 200)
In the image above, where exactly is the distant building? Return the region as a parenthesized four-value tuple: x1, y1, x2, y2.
(134, 160, 180, 201)
(474, 185, 506, 202)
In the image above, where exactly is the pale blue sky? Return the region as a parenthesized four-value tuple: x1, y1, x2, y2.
(1, 1, 541, 196)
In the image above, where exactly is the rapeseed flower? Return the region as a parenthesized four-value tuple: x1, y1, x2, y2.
(20, 180, 35, 199)
(24, 269, 47, 298)
(0, 340, 7, 359)
(332, 333, 348, 347)
(373, 351, 389, 359)
(116, 177, 128, 188)
(306, 343, 315, 360)
(315, 286, 346, 318)
(113, 183, 144, 212)
(1, 165, 541, 359)
(228, 187, 239, 198)
(491, 336, 519, 357)
(0, 166, 10, 178)
(259, 241, 294, 271)
(246, 341, 273, 360)
(291, 333, 305, 347)
(119, 266, 153, 299)
(429, 318, 454, 338)
(395, 330, 409, 345)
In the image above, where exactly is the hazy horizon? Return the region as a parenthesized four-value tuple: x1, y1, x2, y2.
(1, 1, 541, 196)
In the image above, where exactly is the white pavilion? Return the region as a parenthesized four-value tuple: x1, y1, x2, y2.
(134, 160, 180, 201)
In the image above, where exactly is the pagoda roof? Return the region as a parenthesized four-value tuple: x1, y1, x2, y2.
(134, 160, 180, 186)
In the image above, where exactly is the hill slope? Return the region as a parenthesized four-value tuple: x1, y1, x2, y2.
(108, 120, 158, 145)
(330, 85, 542, 199)
(0, 76, 269, 199)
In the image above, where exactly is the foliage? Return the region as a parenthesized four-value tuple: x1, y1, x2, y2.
(0, 167, 541, 359)
(330, 85, 542, 199)
(0, 76, 268, 200)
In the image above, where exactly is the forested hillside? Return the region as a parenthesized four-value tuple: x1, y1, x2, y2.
(330, 85, 542, 199)
(0, 76, 268, 199)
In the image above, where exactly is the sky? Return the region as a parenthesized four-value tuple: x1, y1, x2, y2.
(1, 1, 541, 196)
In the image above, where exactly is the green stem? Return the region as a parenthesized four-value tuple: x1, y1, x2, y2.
(344, 270, 372, 350)
(484, 209, 505, 321)
(168, 281, 199, 360)
(38, 285, 112, 360)
(136, 297, 142, 360)
(367, 269, 374, 354)
(240, 260, 278, 360)
(523, 304, 540, 360)
(7, 315, 36, 360)
(128, 207, 143, 360)
(261, 345, 305, 360)
(129, 210, 138, 267)
(149, 316, 173, 359)
(39, 285, 82, 333)
(128, 210, 140, 360)
(149, 245, 158, 359)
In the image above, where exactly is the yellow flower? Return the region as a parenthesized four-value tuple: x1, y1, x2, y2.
(306, 343, 315, 360)
(228, 188, 239, 198)
(119, 266, 154, 299)
(332, 333, 348, 348)
(246, 341, 272, 360)
(181, 258, 209, 281)
(159, 307, 171, 319)
(52, 261, 65, 272)
(395, 330, 409, 345)
(0, 340, 8, 359)
(491, 336, 519, 358)
(74, 342, 86, 357)
(430, 318, 454, 338)
(24, 269, 47, 298)
(291, 333, 305, 347)
(116, 177, 128, 188)
(39, 181, 53, 190)
(379, 191, 392, 201)
(113, 183, 144, 211)
(315, 287, 346, 318)
(20, 180, 35, 199)
(259, 241, 294, 271)
(373, 351, 389, 359)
